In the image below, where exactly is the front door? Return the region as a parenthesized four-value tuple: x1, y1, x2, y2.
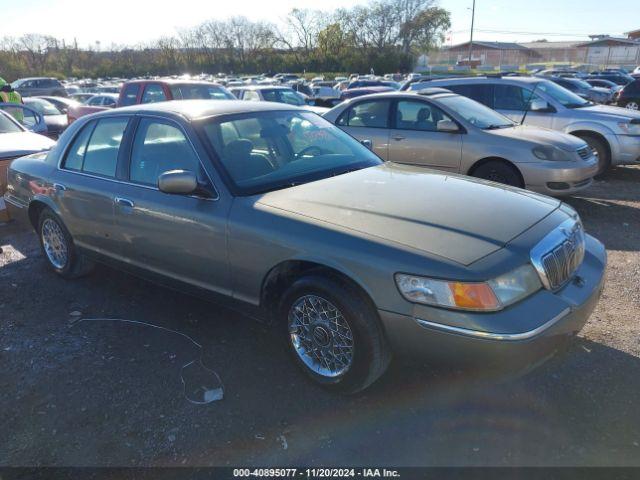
(113, 117, 231, 296)
(336, 98, 391, 160)
(387, 99, 462, 172)
(493, 84, 553, 129)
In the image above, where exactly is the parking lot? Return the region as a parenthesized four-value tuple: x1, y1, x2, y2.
(0, 165, 638, 467)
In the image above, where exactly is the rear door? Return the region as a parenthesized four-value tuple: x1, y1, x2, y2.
(387, 98, 462, 172)
(113, 116, 232, 295)
(335, 98, 391, 160)
(53, 116, 130, 256)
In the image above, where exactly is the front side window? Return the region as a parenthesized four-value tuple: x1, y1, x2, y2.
(261, 89, 305, 106)
(129, 119, 201, 186)
(202, 110, 382, 195)
(63, 118, 128, 177)
(243, 90, 260, 101)
(141, 84, 167, 104)
(395, 100, 454, 132)
(120, 84, 140, 106)
(0, 112, 23, 134)
(337, 100, 391, 128)
(87, 96, 103, 106)
(439, 94, 514, 129)
(103, 96, 116, 106)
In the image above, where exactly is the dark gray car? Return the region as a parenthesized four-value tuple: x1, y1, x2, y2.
(4, 100, 606, 393)
(11, 77, 67, 97)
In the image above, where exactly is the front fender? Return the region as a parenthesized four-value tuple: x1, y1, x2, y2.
(563, 121, 616, 137)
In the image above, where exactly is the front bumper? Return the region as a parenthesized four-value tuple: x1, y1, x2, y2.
(519, 158, 598, 196)
(378, 235, 606, 372)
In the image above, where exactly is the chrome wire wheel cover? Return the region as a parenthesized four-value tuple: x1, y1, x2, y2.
(41, 218, 68, 269)
(288, 295, 354, 378)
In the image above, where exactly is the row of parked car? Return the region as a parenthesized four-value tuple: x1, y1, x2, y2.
(3, 71, 639, 200)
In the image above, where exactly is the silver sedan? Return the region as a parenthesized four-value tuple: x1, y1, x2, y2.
(323, 89, 599, 196)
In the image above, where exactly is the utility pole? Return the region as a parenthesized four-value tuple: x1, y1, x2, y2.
(468, 0, 476, 66)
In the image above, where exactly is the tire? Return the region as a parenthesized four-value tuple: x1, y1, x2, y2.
(278, 274, 391, 394)
(37, 207, 94, 279)
(577, 134, 611, 176)
(471, 160, 523, 188)
(623, 101, 639, 110)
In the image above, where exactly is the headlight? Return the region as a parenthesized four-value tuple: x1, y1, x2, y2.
(532, 145, 573, 161)
(395, 265, 541, 311)
(618, 122, 640, 136)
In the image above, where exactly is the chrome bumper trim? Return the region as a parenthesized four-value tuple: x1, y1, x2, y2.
(415, 307, 571, 341)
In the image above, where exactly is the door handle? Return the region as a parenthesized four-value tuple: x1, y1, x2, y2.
(114, 197, 134, 208)
(53, 183, 66, 192)
(392, 135, 405, 141)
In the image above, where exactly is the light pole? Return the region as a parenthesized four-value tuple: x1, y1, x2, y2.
(467, 0, 476, 66)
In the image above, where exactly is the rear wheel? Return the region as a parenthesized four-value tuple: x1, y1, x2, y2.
(471, 160, 523, 188)
(577, 134, 611, 176)
(279, 274, 391, 394)
(623, 101, 639, 110)
(37, 207, 94, 278)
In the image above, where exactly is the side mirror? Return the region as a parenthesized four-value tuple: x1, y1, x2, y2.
(436, 119, 459, 133)
(360, 139, 373, 150)
(530, 99, 552, 112)
(158, 170, 198, 195)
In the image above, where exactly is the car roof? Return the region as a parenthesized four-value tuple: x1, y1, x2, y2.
(237, 85, 293, 91)
(124, 79, 224, 86)
(110, 99, 302, 120)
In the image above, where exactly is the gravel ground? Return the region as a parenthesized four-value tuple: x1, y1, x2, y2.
(1, 166, 639, 467)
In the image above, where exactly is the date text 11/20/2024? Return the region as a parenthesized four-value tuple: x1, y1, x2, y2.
(233, 468, 401, 478)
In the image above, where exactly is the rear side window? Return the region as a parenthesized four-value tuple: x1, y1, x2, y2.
(120, 84, 140, 106)
(446, 84, 493, 107)
(62, 118, 128, 178)
(141, 84, 167, 104)
(338, 100, 391, 128)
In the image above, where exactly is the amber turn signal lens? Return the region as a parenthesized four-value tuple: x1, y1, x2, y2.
(449, 282, 500, 310)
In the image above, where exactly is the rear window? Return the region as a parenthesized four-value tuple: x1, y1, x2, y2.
(170, 84, 234, 100)
(120, 84, 140, 106)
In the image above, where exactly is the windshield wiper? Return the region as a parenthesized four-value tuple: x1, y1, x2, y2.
(566, 102, 592, 109)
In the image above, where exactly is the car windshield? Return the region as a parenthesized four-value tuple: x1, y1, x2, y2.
(25, 99, 61, 116)
(0, 112, 22, 133)
(261, 89, 306, 106)
(537, 80, 591, 108)
(201, 110, 382, 195)
(438, 94, 514, 129)
(170, 84, 235, 100)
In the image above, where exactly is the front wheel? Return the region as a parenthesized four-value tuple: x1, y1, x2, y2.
(37, 207, 94, 278)
(471, 160, 523, 188)
(578, 134, 611, 176)
(279, 275, 391, 394)
(623, 101, 639, 111)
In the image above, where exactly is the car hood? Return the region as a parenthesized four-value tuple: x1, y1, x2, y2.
(0, 131, 55, 159)
(257, 163, 560, 265)
(577, 103, 640, 121)
(488, 125, 586, 151)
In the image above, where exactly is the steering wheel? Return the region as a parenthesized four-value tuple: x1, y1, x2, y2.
(297, 145, 325, 158)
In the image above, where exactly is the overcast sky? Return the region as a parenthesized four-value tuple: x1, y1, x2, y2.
(7, 0, 639, 48)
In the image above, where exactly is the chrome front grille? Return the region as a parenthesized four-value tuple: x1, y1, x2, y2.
(531, 218, 585, 290)
(577, 146, 592, 160)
